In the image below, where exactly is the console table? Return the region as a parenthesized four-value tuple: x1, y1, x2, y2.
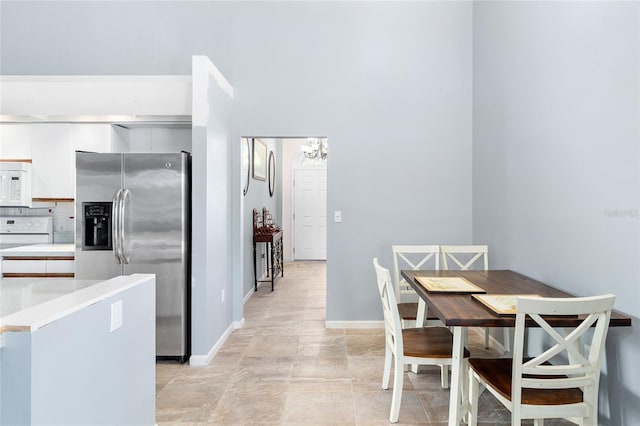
(253, 230, 283, 291)
(252, 208, 284, 291)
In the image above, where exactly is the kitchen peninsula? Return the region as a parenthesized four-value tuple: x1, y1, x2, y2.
(0, 274, 156, 425)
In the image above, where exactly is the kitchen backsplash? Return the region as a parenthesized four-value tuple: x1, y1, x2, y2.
(0, 201, 75, 243)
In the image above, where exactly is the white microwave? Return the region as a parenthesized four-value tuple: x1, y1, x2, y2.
(0, 162, 32, 208)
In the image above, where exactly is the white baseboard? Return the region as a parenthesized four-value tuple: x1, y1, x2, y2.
(189, 318, 245, 366)
(325, 320, 384, 329)
(243, 272, 271, 303)
(244, 288, 253, 303)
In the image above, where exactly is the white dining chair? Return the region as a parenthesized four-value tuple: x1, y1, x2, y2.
(391, 245, 441, 328)
(440, 245, 502, 349)
(441, 244, 489, 271)
(468, 294, 615, 426)
(373, 258, 469, 423)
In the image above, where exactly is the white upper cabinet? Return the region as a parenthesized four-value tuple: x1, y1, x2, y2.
(0, 124, 32, 159)
(31, 124, 74, 199)
(1, 123, 114, 199)
(72, 124, 112, 153)
(70, 124, 113, 198)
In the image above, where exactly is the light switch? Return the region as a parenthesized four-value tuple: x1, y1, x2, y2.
(110, 300, 123, 332)
(334, 211, 342, 223)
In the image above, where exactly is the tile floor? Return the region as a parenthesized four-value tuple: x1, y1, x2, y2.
(156, 261, 572, 425)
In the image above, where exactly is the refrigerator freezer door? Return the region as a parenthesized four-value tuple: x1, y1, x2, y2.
(122, 153, 190, 358)
(75, 152, 124, 280)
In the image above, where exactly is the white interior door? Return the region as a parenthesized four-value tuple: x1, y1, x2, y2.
(294, 169, 327, 260)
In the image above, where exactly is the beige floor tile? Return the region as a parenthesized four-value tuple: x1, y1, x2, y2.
(299, 327, 345, 337)
(282, 390, 356, 424)
(297, 333, 347, 357)
(303, 307, 326, 320)
(288, 380, 353, 393)
(353, 390, 430, 425)
(259, 323, 304, 336)
(346, 334, 386, 356)
(157, 260, 522, 425)
(209, 382, 288, 424)
(245, 334, 300, 357)
(156, 379, 226, 422)
(292, 355, 351, 380)
(301, 319, 326, 330)
(172, 361, 238, 384)
(229, 356, 294, 384)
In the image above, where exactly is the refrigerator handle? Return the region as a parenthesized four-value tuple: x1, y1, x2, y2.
(112, 189, 123, 264)
(121, 188, 131, 264)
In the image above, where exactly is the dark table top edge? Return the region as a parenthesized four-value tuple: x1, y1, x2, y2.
(401, 269, 632, 327)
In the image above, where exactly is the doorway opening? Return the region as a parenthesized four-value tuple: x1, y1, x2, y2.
(240, 137, 328, 298)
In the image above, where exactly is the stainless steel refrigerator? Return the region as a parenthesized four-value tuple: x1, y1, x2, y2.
(75, 151, 191, 362)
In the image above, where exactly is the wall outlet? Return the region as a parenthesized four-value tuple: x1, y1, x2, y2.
(110, 300, 123, 332)
(334, 211, 342, 223)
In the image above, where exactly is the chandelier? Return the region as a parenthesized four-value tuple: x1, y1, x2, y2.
(301, 138, 328, 162)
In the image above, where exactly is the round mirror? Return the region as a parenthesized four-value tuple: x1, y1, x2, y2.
(242, 139, 250, 196)
(268, 151, 276, 197)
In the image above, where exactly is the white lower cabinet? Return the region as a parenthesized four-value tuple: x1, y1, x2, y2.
(45, 259, 76, 273)
(3, 260, 47, 274)
(2, 257, 75, 277)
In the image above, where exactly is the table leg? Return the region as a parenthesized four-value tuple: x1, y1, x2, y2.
(253, 240, 257, 291)
(280, 237, 284, 277)
(415, 299, 426, 328)
(270, 241, 275, 291)
(448, 326, 468, 426)
(410, 299, 428, 374)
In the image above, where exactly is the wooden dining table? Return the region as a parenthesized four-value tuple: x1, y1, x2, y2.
(400, 269, 632, 426)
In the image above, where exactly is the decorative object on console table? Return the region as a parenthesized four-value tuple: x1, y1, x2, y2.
(252, 207, 284, 291)
(252, 138, 267, 181)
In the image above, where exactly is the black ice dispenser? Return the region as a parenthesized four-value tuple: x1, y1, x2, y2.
(82, 202, 112, 250)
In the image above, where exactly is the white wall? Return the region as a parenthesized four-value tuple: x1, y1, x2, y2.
(190, 57, 234, 362)
(472, 3, 640, 425)
(230, 1, 474, 322)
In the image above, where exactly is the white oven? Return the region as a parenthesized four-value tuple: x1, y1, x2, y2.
(0, 216, 54, 277)
(0, 162, 32, 208)
(0, 216, 53, 250)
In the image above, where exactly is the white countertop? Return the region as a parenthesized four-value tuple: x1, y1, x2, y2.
(0, 244, 75, 257)
(0, 274, 155, 333)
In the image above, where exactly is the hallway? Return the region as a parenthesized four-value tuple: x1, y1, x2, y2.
(155, 261, 563, 425)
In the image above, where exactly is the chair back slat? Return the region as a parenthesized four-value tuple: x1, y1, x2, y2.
(524, 312, 598, 367)
(441, 245, 488, 271)
(522, 376, 593, 389)
(391, 245, 440, 303)
(511, 294, 615, 400)
(374, 258, 403, 356)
